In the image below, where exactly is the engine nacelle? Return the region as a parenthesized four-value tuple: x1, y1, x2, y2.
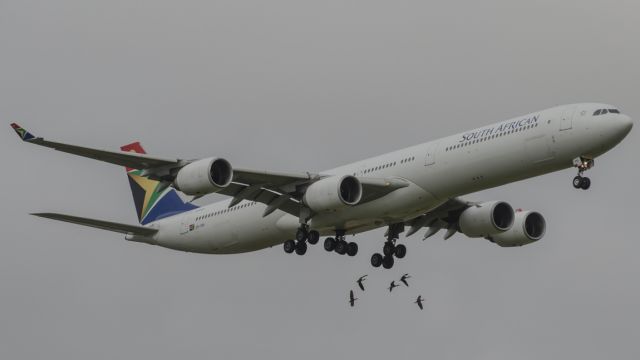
(303, 175, 362, 212)
(488, 211, 546, 247)
(173, 157, 233, 195)
(458, 201, 514, 238)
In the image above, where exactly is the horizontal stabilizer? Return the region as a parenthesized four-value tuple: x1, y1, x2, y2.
(32, 213, 158, 237)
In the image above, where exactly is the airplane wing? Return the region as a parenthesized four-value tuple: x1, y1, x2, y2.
(12, 123, 410, 218)
(10, 123, 182, 171)
(32, 213, 158, 237)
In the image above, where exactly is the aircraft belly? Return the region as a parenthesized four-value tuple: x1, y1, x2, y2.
(152, 207, 289, 254)
(309, 182, 441, 232)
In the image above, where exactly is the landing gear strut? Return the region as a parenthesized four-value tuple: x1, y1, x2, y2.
(323, 230, 358, 257)
(284, 225, 320, 256)
(572, 157, 593, 190)
(371, 223, 406, 269)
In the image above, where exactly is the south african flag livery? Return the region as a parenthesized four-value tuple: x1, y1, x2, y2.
(11, 123, 35, 140)
(121, 142, 197, 224)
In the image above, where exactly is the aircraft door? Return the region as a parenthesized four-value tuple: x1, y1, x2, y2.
(560, 105, 575, 131)
(424, 142, 437, 166)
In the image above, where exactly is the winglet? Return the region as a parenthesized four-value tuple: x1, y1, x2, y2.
(10, 123, 36, 141)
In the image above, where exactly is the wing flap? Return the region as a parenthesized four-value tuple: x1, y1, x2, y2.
(32, 213, 158, 237)
(232, 168, 315, 188)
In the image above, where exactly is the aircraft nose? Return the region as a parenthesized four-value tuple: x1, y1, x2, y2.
(616, 114, 633, 137)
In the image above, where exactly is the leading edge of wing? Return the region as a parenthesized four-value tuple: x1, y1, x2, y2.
(10, 123, 180, 170)
(31, 213, 158, 237)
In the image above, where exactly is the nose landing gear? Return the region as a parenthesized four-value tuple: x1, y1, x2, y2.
(371, 223, 406, 269)
(572, 157, 594, 190)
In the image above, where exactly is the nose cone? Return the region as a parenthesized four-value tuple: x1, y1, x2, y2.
(613, 114, 633, 140)
(619, 114, 633, 134)
(603, 114, 633, 147)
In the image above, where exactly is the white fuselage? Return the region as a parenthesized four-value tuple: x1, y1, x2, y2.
(135, 103, 632, 254)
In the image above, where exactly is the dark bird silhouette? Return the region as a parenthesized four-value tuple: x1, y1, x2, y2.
(356, 275, 368, 291)
(388, 281, 399, 292)
(414, 295, 425, 310)
(349, 290, 358, 307)
(400, 273, 411, 287)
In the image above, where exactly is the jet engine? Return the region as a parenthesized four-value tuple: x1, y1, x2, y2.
(488, 211, 546, 247)
(303, 175, 362, 212)
(458, 201, 514, 237)
(173, 157, 233, 195)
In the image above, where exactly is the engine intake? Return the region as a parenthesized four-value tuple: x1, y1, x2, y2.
(174, 157, 233, 195)
(458, 201, 514, 238)
(489, 211, 546, 247)
(303, 175, 362, 212)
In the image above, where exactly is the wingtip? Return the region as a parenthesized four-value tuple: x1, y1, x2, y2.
(10, 122, 35, 141)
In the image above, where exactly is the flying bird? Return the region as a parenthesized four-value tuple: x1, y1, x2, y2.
(349, 290, 358, 307)
(388, 281, 399, 292)
(414, 295, 425, 310)
(400, 273, 411, 287)
(356, 275, 368, 291)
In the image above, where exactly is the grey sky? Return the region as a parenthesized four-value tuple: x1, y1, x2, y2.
(1, 1, 639, 359)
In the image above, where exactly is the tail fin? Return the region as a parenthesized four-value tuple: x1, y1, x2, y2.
(121, 142, 197, 224)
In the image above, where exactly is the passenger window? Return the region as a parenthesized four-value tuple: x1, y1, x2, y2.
(601, 109, 608, 114)
(609, 109, 620, 114)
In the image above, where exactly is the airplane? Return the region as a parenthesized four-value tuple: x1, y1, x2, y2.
(10, 103, 633, 270)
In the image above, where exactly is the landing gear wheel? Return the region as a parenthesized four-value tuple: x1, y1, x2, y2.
(295, 241, 307, 255)
(346, 242, 358, 257)
(283, 240, 296, 254)
(382, 255, 395, 269)
(335, 240, 348, 255)
(383, 242, 395, 256)
(295, 228, 308, 242)
(307, 230, 320, 245)
(394, 244, 407, 259)
(324, 237, 336, 252)
(371, 253, 383, 267)
(573, 176, 583, 189)
(580, 177, 591, 190)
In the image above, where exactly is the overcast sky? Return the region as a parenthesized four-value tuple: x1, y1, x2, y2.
(1, 1, 639, 359)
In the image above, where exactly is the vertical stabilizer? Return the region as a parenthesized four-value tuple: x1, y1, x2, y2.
(121, 142, 197, 224)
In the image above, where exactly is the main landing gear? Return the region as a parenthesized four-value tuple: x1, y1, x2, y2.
(323, 230, 358, 257)
(283, 226, 320, 256)
(572, 157, 594, 190)
(371, 223, 406, 269)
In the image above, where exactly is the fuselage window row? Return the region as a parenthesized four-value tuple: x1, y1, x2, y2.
(196, 202, 257, 221)
(362, 157, 416, 175)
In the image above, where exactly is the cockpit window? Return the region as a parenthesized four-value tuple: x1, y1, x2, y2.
(594, 108, 621, 116)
